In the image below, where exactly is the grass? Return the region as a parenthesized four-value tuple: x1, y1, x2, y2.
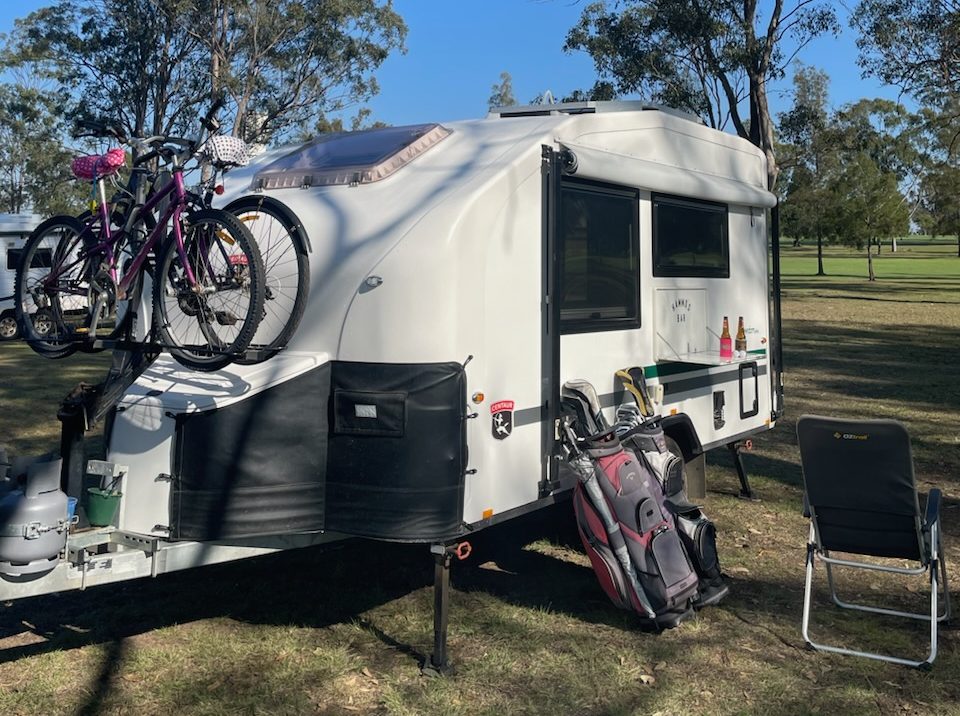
(0, 244, 959, 714)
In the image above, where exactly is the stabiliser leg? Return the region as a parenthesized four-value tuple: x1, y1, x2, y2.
(422, 541, 472, 677)
(423, 545, 454, 677)
(727, 441, 757, 500)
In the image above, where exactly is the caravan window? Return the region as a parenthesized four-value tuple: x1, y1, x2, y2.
(652, 194, 729, 278)
(559, 181, 640, 333)
(7, 248, 52, 270)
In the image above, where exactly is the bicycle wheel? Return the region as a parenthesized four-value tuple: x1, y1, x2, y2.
(13, 215, 93, 359)
(154, 208, 265, 371)
(225, 196, 309, 363)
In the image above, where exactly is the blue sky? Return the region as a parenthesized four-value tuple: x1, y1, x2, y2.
(0, 0, 903, 130)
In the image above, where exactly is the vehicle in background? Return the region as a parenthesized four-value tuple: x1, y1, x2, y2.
(0, 214, 49, 340)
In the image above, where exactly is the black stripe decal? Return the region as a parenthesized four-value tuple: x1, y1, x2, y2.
(663, 364, 768, 397)
(510, 363, 767, 428)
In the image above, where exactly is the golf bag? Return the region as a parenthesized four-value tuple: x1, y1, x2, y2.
(614, 367, 729, 607)
(562, 381, 700, 628)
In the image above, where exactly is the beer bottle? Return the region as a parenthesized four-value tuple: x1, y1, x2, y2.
(735, 316, 747, 357)
(720, 316, 733, 360)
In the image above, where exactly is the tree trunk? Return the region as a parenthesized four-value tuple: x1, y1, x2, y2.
(867, 240, 875, 281)
(891, 236, 898, 252)
(957, 232, 959, 258)
(750, 74, 779, 190)
(876, 238, 881, 255)
(816, 230, 825, 276)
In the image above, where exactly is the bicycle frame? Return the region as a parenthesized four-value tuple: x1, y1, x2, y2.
(42, 166, 198, 301)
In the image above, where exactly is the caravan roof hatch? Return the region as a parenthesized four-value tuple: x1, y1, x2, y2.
(252, 123, 452, 190)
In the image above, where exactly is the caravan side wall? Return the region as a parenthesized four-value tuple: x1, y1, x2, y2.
(556, 114, 775, 452)
(337, 143, 548, 525)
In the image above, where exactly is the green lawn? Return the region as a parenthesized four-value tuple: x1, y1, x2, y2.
(0, 247, 958, 715)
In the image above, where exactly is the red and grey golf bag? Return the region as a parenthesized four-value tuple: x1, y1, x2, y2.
(614, 367, 729, 607)
(562, 381, 700, 629)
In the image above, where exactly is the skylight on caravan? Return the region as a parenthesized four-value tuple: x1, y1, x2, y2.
(251, 123, 451, 190)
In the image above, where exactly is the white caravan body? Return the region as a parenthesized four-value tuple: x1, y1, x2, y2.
(1, 103, 781, 596)
(110, 102, 779, 541)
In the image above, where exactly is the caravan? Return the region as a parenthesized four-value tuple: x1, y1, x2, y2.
(0, 103, 782, 659)
(0, 214, 43, 340)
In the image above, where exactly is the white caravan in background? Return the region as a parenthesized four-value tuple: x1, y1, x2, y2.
(0, 214, 43, 340)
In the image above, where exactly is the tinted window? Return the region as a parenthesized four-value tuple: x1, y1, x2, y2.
(653, 194, 729, 278)
(559, 181, 639, 333)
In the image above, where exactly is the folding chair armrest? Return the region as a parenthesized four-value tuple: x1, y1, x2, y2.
(923, 488, 942, 533)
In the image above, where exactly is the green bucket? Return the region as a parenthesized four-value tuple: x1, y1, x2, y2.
(86, 487, 122, 527)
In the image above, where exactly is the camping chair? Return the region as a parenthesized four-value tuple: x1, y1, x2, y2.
(797, 415, 951, 669)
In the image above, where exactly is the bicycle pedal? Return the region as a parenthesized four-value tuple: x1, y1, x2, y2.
(214, 311, 239, 327)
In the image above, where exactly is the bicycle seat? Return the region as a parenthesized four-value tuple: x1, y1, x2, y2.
(71, 147, 126, 180)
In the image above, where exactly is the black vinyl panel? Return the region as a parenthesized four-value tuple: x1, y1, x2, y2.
(325, 362, 467, 541)
(172, 364, 331, 540)
(170, 361, 467, 543)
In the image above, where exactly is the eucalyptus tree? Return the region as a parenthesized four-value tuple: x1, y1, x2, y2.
(191, 0, 406, 144)
(563, 0, 839, 189)
(853, 0, 960, 105)
(831, 98, 923, 253)
(778, 64, 836, 273)
(488, 71, 517, 110)
(916, 163, 960, 256)
(0, 82, 86, 215)
(3, 0, 407, 145)
(913, 102, 960, 256)
(830, 152, 909, 280)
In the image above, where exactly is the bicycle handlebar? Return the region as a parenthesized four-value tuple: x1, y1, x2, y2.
(73, 118, 127, 142)
(76, 99, 221, 177)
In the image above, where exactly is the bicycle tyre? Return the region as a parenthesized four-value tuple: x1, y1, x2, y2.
(13, 215, 92, 359)
(224, 196, 310, 364)
(153, 208, 265, 371)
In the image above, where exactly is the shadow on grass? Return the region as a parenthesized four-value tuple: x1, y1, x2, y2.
(0, 504, 646, 668)
(76, 637, 127, 716)
(0, 540, 431, 665)
(782, 277, 960, 296)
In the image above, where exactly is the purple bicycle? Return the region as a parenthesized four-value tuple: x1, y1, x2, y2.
(14, 123, 266, 372)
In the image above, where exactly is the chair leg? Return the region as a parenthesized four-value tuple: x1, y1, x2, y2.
(925, 559, 938, 667)
(938, 534, 951, 624)
(801, 543, 816, 648)
(803, 546, 941, 668)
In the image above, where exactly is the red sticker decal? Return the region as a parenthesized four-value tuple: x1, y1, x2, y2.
(490, 400, 515, 440)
